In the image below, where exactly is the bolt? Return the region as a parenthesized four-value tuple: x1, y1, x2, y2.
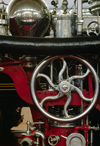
(38, 98, 41, 101)
(14, 69, 17, 72)
(62, 84, 68, 91)
(63, 99, 66, 102)
(38, 92, 41, 94)
(44, 92, 47, 95)
(0, 67, 4, 72)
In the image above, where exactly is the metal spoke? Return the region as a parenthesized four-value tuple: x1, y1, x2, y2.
(59, 58, 67, 83)
(40, 92, 63, 107)
(71, 85, 93, 102)
(37, 73, 59, 90)
(68, 69, 90, 83)
(31, 55, 99, 122)
(64, 93, 72, 117)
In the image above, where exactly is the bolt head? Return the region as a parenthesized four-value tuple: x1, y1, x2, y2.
(62, 84, 68, 91)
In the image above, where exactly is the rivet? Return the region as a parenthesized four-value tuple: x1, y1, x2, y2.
(63, 99, 66, 102)
(38, 98, 41, 101)
(0, 67, 4, 72)
(44, 92, 47, 95)
(14, 69, 17, 72)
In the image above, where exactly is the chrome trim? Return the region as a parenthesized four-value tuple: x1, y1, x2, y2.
(68, 69, 90, 83)
(59, 58, 67, 83)
(6, 0, 50, 37)
(71, 85, 93, 102)
(36, 131, 45, 146)
(64, 93, 71, 117)
(37, 73, 59, 91)
(31, 55, 99, 122)
(40, 92, 63, 107)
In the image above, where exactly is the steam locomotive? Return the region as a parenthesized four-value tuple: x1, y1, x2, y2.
(0, 0, 100, 145)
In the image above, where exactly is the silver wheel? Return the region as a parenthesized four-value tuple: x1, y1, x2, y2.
(87, 21, 100, 36)
(31, 56, 99, 122)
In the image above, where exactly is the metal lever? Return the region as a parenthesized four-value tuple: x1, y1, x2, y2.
(61, 135, 68, 140)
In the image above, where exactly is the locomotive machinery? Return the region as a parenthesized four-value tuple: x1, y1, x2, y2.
(0, 0, 100, 146)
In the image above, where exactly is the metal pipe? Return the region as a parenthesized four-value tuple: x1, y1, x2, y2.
(20, 138, 33, 146)
(90, 130, 93, 146)
(26, 121, 30, 134)
(77, 0, 83, 35)
(50, 60, 53, 82)
(0, 35, 100, 55)
(36, 131, 45, 146)
(74, 0, 76, 13)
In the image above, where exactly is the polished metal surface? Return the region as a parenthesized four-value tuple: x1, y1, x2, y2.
(0, 6, 8, 35)
(31, 55, 99, 122)
(52, 122, 75, 127)
(48, 135, 60, 146)
(59, 81, 71, 93)
(64, 93, 71, 117)
(89, 0, 100, 15)
(87, 21, 99, 36)
(77, 0, 83, 35)
(66, 133, 86, 146)
(7, 0, 50, 37)
(36, 131, 45, 146)
(55, 13, 76, 37)
(59, 58, 67, 83)
(52, 10, 77, 38)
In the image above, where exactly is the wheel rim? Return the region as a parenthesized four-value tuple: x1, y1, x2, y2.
(31, 55, 99, 122)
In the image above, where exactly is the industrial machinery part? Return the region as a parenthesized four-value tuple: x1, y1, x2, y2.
(48, 135, 60, 146)
(7, 0, 50, 37)
(53, 12, 76, 38)
(21, 121, 45, 146)
(20, 138, 33, 146)
(89, 0, 100, 15)
(0, 0, 8, 35)
(87, 21, 100, 36)
(31, 55, 99, 122)
(0, 0, 100, 145)
(66, 133, 86, 146)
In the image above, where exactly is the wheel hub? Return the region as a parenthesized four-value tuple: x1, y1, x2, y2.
(31, 55, 99, 122)
(59, 81, 71, 94)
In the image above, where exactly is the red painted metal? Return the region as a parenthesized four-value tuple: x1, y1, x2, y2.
(22, 135, 33, 140)
(49, 127, 74, 146)
(30, 105, 46, 122)
(74, 125, 89, 146)
(88, 74, 94, 98)
(30, 90, 90, 122)
(30, 90, 91, 145)
(36, 90, 89, 106)
(10, 18, 35, 37)
(2, 65, 33, 104)
(1, 57, 100, 146)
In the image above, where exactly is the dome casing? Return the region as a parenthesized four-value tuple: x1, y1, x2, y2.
(7, 0, 50, 37)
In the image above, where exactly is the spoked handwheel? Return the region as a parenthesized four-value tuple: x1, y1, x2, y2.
(87, 21, 100, 36)
(31, 56, 99, 122)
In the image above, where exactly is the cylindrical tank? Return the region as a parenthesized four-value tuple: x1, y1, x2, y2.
(7, 0, 50, 37)
(0, 8, 8, 35)
(52, 10, 77, 38)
